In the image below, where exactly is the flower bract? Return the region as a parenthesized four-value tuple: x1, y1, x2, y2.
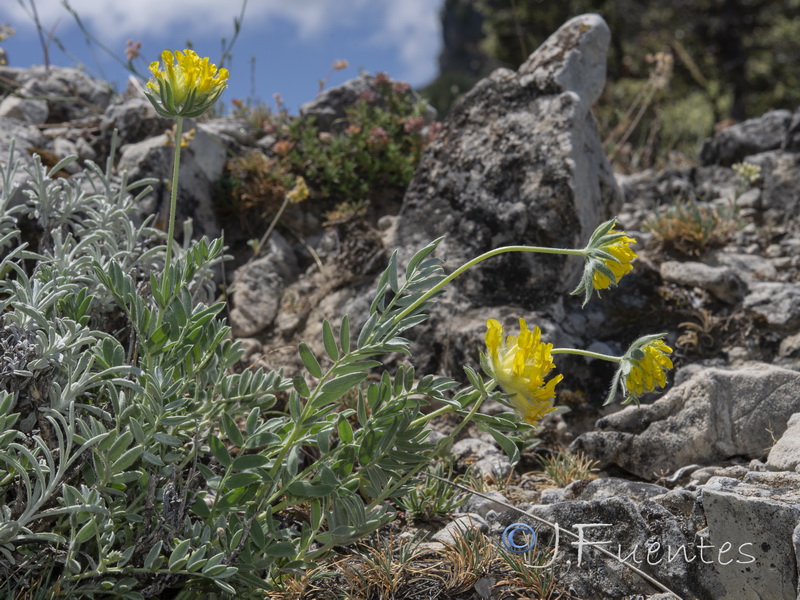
(572, 219, 638, 306)
(145, 49, 229, 118)
(484, 318, 563, 425)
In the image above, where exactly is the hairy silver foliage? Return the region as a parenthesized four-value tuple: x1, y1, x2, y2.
(0, 142, 525, 599)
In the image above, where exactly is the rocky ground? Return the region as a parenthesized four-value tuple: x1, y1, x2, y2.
(2, 13, 800, 600)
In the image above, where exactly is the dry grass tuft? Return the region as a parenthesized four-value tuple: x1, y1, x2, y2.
(536, 451, 599, 488)
(644, 195, 739, 256)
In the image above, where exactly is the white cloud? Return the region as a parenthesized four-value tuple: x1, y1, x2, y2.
(1, 0, 442, 85)
(377, 0, 443, 84)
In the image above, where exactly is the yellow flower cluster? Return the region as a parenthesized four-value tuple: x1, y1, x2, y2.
(732, 161, 762, 186)
(572, 220, 639, 306)
(592, 231, 638, 290)
(624, 338, 673, 397)
(485, 318, 563, 425)
(145, 49, 229, 118)
(286, 176, 310, 204)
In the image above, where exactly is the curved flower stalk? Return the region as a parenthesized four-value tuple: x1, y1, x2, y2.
(483, 318, 563, 425)
(379, 218, 654, 419)
(552, 333, 674, 406)
(571, 219, 638, 306)
(143, 49, 228, 273)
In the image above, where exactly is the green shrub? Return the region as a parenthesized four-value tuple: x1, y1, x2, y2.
(0, 143, 525, 598)
(230, 74, 433, 223)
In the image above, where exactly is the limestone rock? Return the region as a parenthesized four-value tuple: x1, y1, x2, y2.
(564, 477, 669, 502)
(701, 473, 800, 599)
(700, 109, 791, 167)
(0, 66, 113, 123)
(742, 282, 800, 331)
(229, 232, 299, 338)
(0, 93, 48, 124)
(492, 496, 702, 599)
(461, 490, 509, 518)
(779, 332, 800, 360)
(391, 13, 621, 307)
(432, 514, 488, 545)
(98, 97, 172, 158)
(571, 364, 800, 480)
(659, 260, 745, 304)
(451, 438, 512, 480)
(713, 251, 778, 284)
(741, 150, 800, 225)
(766, 413, 800, 472)
(199, 116, 257, 146)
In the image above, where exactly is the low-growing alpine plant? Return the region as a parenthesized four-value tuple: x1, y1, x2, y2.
(0, 50, 673, 598)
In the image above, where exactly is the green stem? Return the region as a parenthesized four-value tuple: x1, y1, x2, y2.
(552, 348, 621, 362)
(164, 116, 184, 270)
(409, 403, 453, 428)
(391, 245, 586, 327)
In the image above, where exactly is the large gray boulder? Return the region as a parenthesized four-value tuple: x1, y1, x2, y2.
(572, 364, 800, 480)
(701, 473, 800, 600)
(492, 496, 703, 599)
(700, 109, 792, 167)
(486, 474, 800, 600)
(390, 13, 621, 306)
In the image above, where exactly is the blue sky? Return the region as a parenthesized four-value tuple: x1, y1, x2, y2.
(0, 0, 444, 113)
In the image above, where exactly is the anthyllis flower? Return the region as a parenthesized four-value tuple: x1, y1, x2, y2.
(607, 333, 673, 406)
(572, 219, 638, 306)
(484, 318, 564, 425)
(732, 161, 761, 186)
(144, 49, 229, 118)
(286, 176, 309, 204)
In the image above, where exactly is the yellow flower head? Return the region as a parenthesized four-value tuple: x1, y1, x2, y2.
(286, 176, 309, 204)
(144, 49, 229, 118)
(591, 232, 637, 290)
(732, 161, 761, 186)
(484, 318, 563, 425)
(607, 334, 673, 406)
(572, 219, 638, 306)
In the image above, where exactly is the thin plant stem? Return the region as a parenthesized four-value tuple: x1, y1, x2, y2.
(253, 194, 290, 258)
(164, 116, 184, 270)
(551, 348, 621, 362)
(391, 245, 586, 327)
